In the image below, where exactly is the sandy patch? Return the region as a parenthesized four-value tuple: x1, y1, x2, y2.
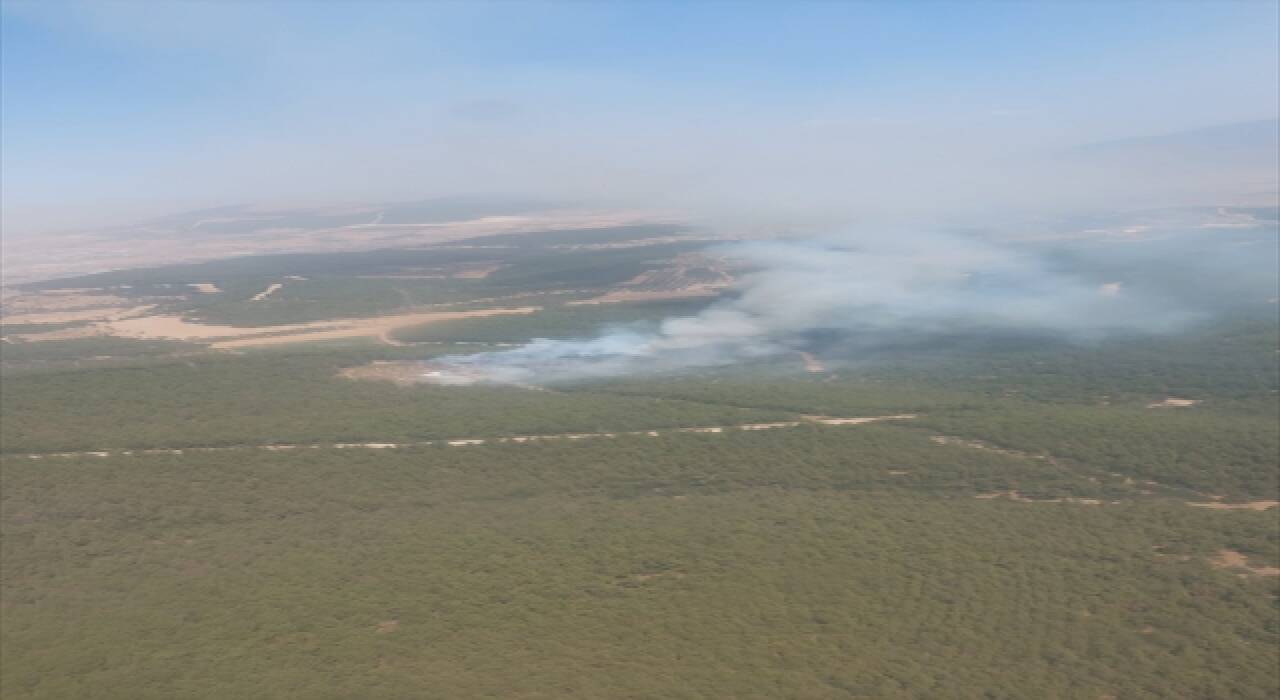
(1210, 549, 1280, 576)
(617, 570, 687, 585)
(1187, 500, 1278, 511)
(976, 491, 1106, 505)
(930, 435, 1054, 463)
(188, 283, 222, 294)
(333, 443, 399, 449)
(356, 274, 447, 280)
(451, 263, 505, 279)
(99, 306, 540, 349)
(376, 620, 399, 633)
(805, 414, 917, 425)
(250, 283, 284, 301)
(37, 288, 102, 295)
(3, 304, 156, 326)
(1147, 397, 1200, 408)
(798, 352, 825, 373)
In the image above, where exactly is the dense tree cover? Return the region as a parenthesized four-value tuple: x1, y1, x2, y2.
(392, 298, 714, 343)
(0, 337, 198, 368)
(588, 316, 1279, 499)
(600, 313, 1280, 407)
(3, 314, 1275, 503)
(478, 242, 706, 292)
(874, 315, 1280, 405)
(596, 372, 985, 415)
(2, 431, 1276, 699)
(3, 235, 1276, 698)
(595, 376, 1278, 499)
(183, 276, 471, 327)
(916, 404, 1279, 500)
(0, 352, 789, 453)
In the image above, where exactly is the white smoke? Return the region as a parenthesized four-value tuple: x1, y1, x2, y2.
(430, 232, 1196, 386)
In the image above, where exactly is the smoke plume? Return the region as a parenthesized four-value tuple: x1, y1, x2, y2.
(431, 232, 1197, 386)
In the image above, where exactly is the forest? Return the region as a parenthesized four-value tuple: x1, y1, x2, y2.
(1, 227, 1277, 699)
(3, 429, 1276, 699)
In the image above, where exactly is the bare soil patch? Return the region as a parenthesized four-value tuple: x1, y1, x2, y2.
(451, 263, 505, 279)
(805, 414, 917, 425)
(1187, 500, 1278, 511)
(1147, 397, 1201, 408)
(930, 435, 1053, 463)
(250, 283, 284, 301)
(1209, 549, 1280, 576)
(616, 570, 687, 585)
(4, 304, 156, 326)
(975, 491, 1106, 505)
(798, 352, 825, 373)
(96, 306, 540, 349)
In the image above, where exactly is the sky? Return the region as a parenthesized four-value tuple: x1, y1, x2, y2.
(2, 0, 1278, 234)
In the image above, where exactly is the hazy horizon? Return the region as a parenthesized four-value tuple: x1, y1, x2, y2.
(3, 1, 1278, 237)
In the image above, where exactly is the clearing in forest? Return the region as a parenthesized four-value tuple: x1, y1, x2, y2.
(1147, 397, 1201, 408)
(1209, 550, 1280, 576)
(93, 306, 541, 349)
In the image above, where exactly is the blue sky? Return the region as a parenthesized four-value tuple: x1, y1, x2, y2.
(2, 1, 1277, 232)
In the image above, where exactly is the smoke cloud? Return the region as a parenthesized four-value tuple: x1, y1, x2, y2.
(431, 232, 1197, 386)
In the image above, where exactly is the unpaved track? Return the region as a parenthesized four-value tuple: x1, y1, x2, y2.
(100, 306, 541, 349)
(7, 415, 918, 460)
(1187, 500, 1278, 511)
(250, 283, 284, 301)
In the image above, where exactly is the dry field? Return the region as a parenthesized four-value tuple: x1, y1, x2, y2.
(4, 299, 541, 350)
(104, 306, 542, 349)
(1, 209, 677, 286)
